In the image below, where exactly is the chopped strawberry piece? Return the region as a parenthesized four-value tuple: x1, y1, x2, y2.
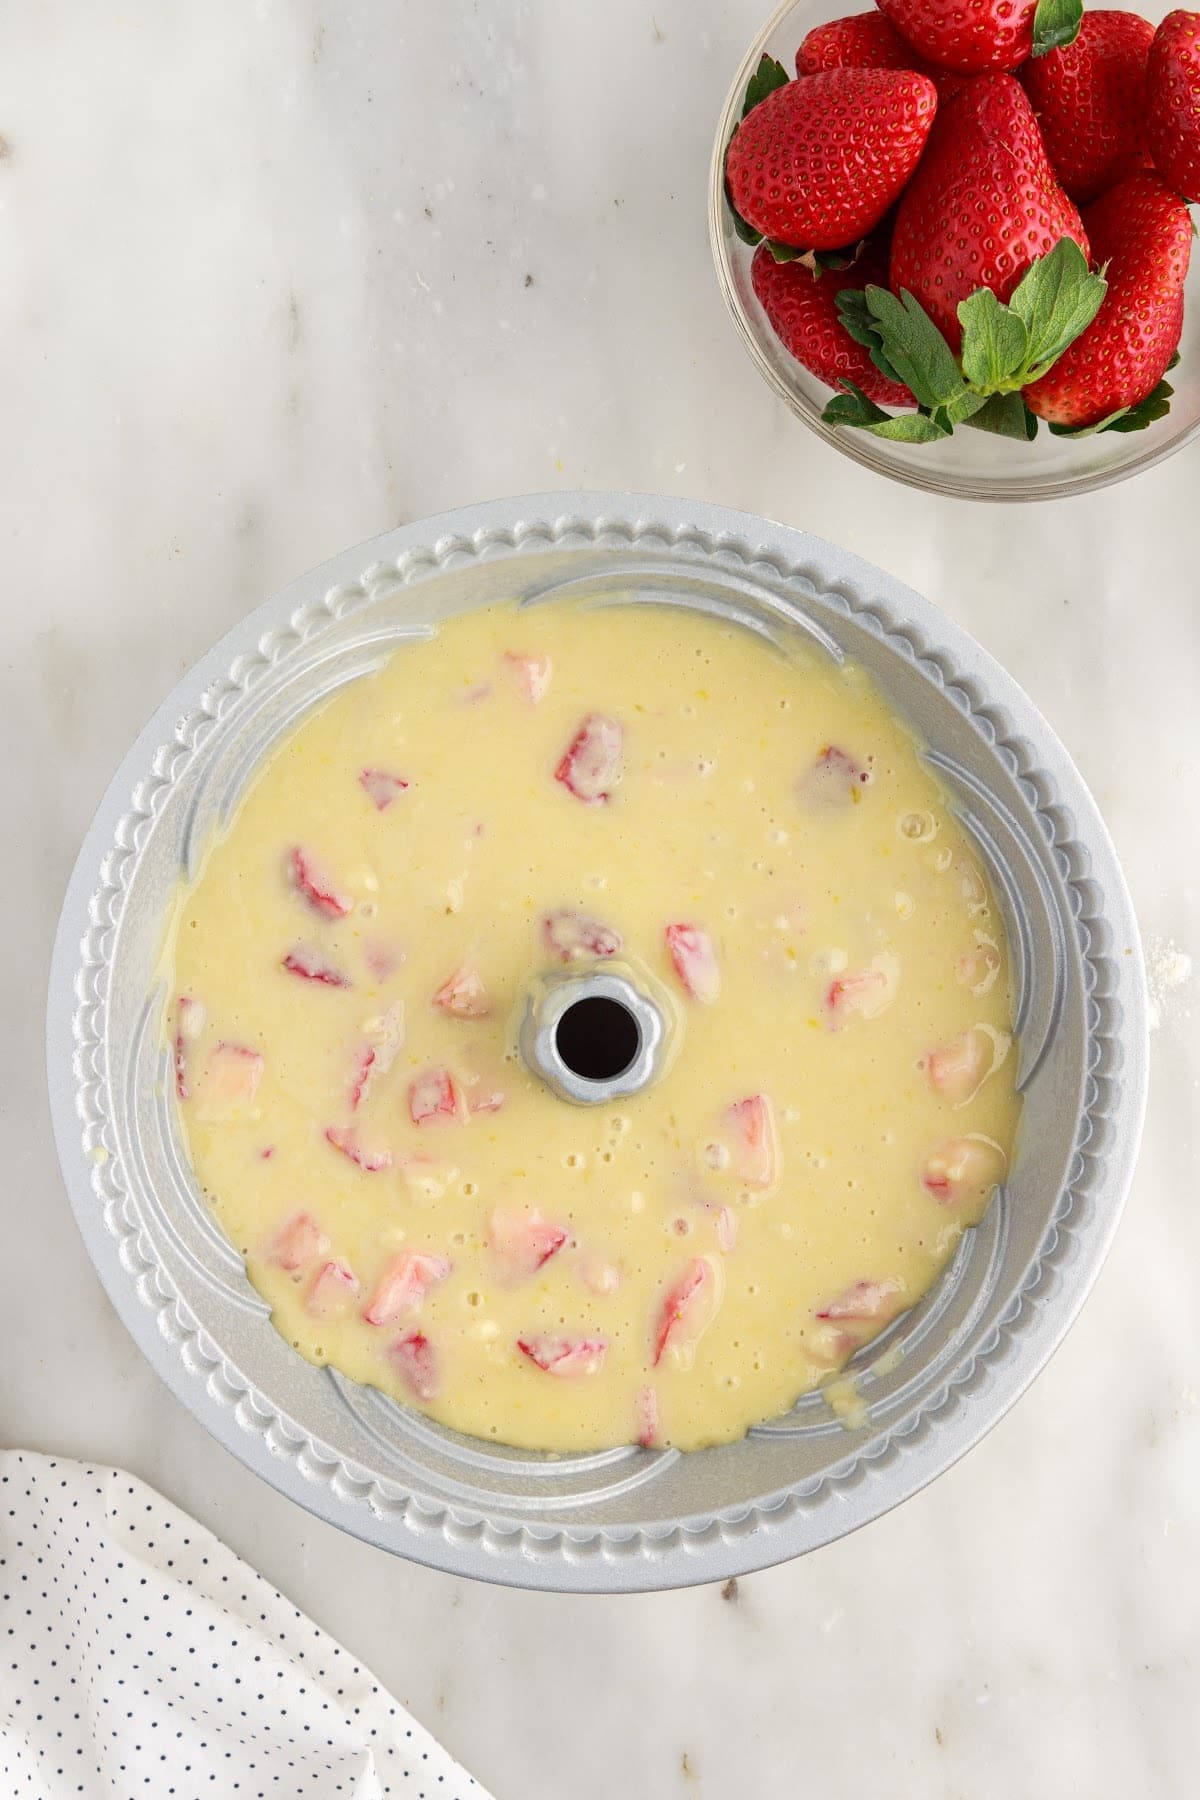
(432, 964, 490, 1019)
(636, 1384, 660, 1449)
(826, 954, 899, 1025)
(172, 995, 205, 1100)
(489, 1209, 569, 1282)
(348, 1001, 405, 1109)
(467, 1078, 506, 1115)
(362, 1250, 453, 1326)
(324, 1124, 392, 1172)
(921, 1136, 1006, 1206)
(927, 1027, 994, 1104)
(665, 923, 721, 1004)
(460, 682, 493, 705)
(554, 713, 623, 804)
(653, 1255, 723, 1367)
(267, 1210, 329, 1272)
(193, 1042, 264, 1122)
(260, 1145, 275, 1160)
(408, 1066, 466, 1126)
(726, 1094, 779, 1189)
(362, 938, 404, 982)
(541, 908, 622, 962)
(816, 1278, 903, 1323)
(359, 768, 410, 811)
(803, 1322, 860, 1369)
(516, 1334, 608, 1376)
(390, 1329, 439, 1401)
(288, 846, 352, 919)
(798, 745, 871, 810)
(396, 1153, 459, 1203)
(715, 1206, 738, 1253)
(282, 944, 350, 988)
(957, 944, 1001, 996)
(501, 650, 553, 704)
(306, 1259, 360, 1318)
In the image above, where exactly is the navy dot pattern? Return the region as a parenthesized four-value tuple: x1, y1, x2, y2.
(0, 1452, 486, 1799)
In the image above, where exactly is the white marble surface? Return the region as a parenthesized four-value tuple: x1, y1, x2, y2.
(3, 1, 1199, 1793)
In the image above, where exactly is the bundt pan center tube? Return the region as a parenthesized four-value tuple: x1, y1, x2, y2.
(46, 493, 1148, 1592)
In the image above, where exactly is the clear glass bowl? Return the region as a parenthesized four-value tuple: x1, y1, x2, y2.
(708, 0, 1200, 501)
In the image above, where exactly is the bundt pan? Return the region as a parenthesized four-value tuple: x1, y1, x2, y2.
(47, 494, 1147, 1592)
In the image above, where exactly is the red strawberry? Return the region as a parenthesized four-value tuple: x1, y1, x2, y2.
(516, 1335, 608, 1377)
(555, 713, 623, 804)
(797, 743, 872, 808)
(488, 1210, 569, 1282)
(541, 908, 622, 962)
(432, 963, 490, 1019)
(324, 1123, 392, 1171)
(725, 1094, 779, 1188)
(890, 75, 1088, 348)
(796, 11, 969, 101)
(172, 994, 205, 1100)
(1021, 12, 1154, 203)
(282, 944, 350, 988)
(501, 651, 553, 704)
(726, 68, 938, 251)
(878, 0, 1036, 73)
(1025, 174, 1191, 426)
(664, 923, 721, 1004)
(408, 1065, 467, 1125)
(925, 1026, 994, 1101)
(362, 1250, 452, 1326)
(359, 768, 409, 811)
(751, 241, 915, 406)
(652, 1256, 723, 1366)
(306, 1260, 360, 1319)
(1147, 10, 1200, 202)
(268, 1210, 329, 1272)
(816, 1277, 904, 1322)
(288, 847, 352, 920)
(390, 1329, 439, 1401)
(920, 1136, 1006, 1205)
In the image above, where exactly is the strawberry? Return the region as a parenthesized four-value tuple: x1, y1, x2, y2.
(362, 937, 404, 982)
(324, 1123, 392, 1171)
(664, 923, 721, 1004)
(488, 1209, 569, 1282)
(501, 651, 553, 704)
(751, 241, 915, 407)
(653, 1256, 723, 1366)
(288, 846, 352, 920)
(432, 963, 490, 1019)
(555, 713, 623, 804)
(390, 1329, 439, 1401)
(816, 1277, 904, 1322)
(726, 67, 937, 250)
(1147, 10, 1200, 202)
(714, 1205, 738, 1253)
(348, 1001, 405, 1109)
(267, 1210, 329, 1272)
(636, 1384, 660, 1448)
(920, 1135, 1006, 1205)
(798, 744, 872, 808)
(306, 1259, 360, 1319)
(957, 943, 1001, 996)
(890, 76, 1088, 347)
(795, 12, 968, 101)
(541, 908, 623, 962)
(1025, 175, 1191, 426)
(877, 0, 1036, 73)
(362, 1250, 452, 1325)
(408, 1065, 467, 1126)
(172, 994, 205, 1100)
(192, 1042, 263, 1122)
(925, 1026, 993, 1102)
(282, 944, 350, 988)
(516, 1334, 608, 1376)
(825, 955, 898, 1023)
(725, 1094, 779, 1189)
(1021, 12, 1154, 203)
(359, 768, 409, 811)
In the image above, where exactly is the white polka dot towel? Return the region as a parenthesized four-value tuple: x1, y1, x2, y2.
(0, 1451, 489, 1800)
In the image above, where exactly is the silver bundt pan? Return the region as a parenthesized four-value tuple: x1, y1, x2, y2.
(47, 494, 1147, 1592)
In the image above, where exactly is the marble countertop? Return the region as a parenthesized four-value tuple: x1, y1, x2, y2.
(3, 1, 1198, 1793)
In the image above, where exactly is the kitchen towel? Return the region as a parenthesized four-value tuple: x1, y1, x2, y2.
(0, 1449, 490, 1799)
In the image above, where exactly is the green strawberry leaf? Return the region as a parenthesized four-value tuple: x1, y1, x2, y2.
(1008, 239, 1107, 378)
(741, 54, 790, 117)
(822, 382, 950, 441)
(1046, 375, 1174, 437)
(862, 285, 973, 414)
(730, 202, 763, 247)
(958, 288, 1030, 392)
(966, 392, 1041, 440)
(1031, 0, 1083, 57)
(1167, 349, 1182, 370)
(835, 289, 906, 387)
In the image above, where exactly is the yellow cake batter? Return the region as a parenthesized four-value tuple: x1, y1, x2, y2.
(166, 599, 1020, 1452)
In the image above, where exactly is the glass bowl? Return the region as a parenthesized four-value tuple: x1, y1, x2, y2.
(709, 0, 1200, 501)
(47, 495, 1147, 1590)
